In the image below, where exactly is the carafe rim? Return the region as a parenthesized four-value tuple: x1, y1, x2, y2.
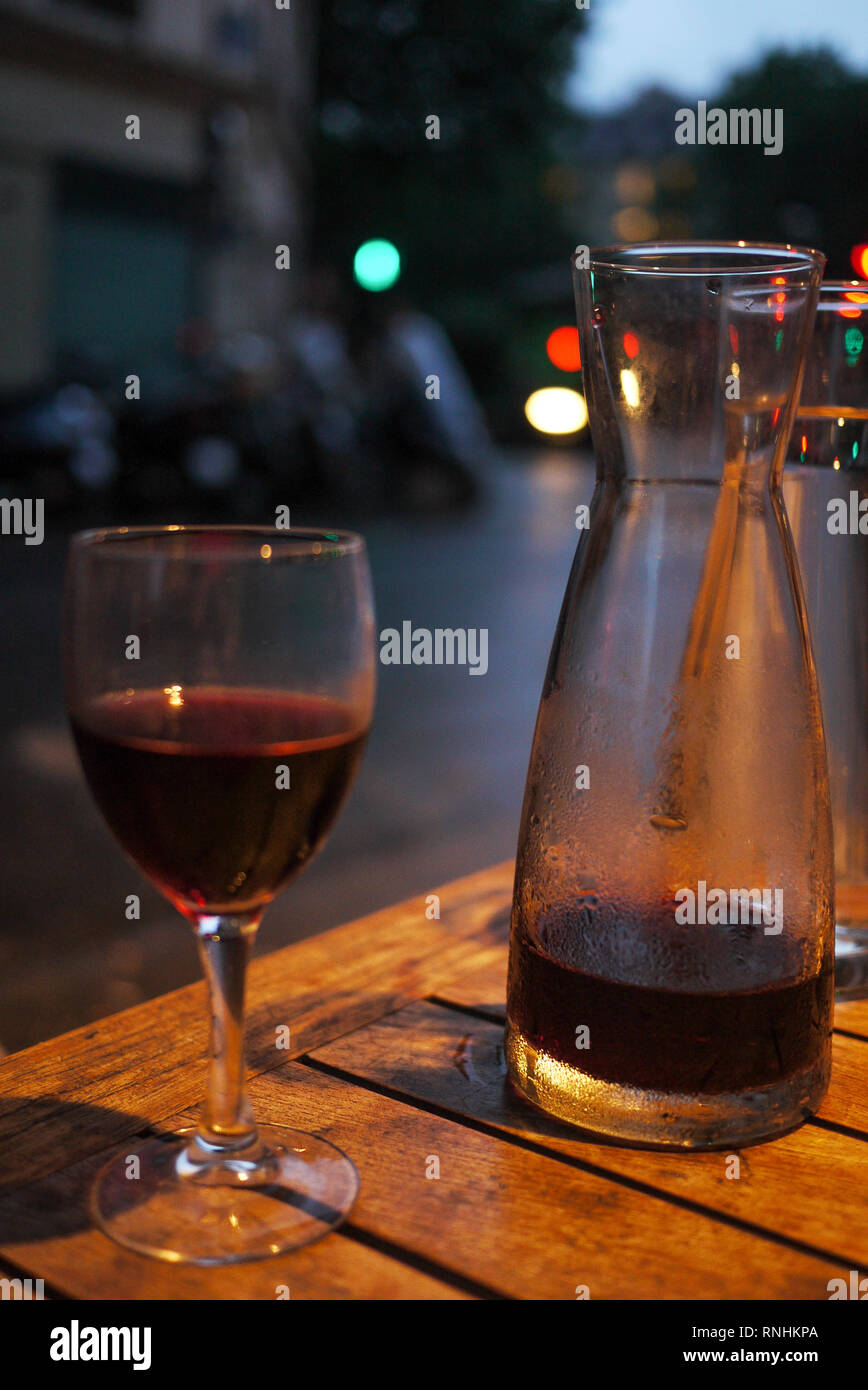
(582, 240, 825, 279)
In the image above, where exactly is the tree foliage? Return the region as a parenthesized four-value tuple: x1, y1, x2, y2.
(312, 1, 587, 367)
(693, 49, 868, 277)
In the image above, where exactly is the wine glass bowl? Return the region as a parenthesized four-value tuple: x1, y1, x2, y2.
(63, 526, 375, 1264)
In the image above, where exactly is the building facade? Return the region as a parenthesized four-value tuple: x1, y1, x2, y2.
(0, 0, 314, 392)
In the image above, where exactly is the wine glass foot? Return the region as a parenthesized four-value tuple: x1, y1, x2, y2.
(92, 1125, 360, 1265)
(835, 924, 868, 998)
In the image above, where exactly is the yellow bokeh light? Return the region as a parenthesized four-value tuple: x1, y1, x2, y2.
(260, 543, 272, 560)
(524, 387, 588, 435)
(612, 206, 659, 241)
(614, 162, 655, 205)
(164, 685, 184, 708)
(620, 369, 640, 409)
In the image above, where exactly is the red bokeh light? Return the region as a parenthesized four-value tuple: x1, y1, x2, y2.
(839, 290, 868, 319)
(850, 245, 868, 279)
(546, 326, 581, 371)
(623, 331, 640, 359)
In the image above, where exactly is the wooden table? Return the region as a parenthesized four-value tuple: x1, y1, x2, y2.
(1, 862, 866, 1301)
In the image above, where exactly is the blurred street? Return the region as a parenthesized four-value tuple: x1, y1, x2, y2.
(0, 449, 592, 1051)
(1, 0, 865, 1054)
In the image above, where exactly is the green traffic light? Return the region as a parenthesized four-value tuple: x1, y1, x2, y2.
(353, 239, 401, 292)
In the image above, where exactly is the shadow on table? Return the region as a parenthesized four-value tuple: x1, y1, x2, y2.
(0, 1097, 191, 1242)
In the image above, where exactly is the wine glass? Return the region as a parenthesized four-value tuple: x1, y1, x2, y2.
(63, 526, 375, 1264)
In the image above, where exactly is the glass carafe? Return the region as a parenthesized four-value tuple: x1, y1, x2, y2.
(506, 243, 831, 1148)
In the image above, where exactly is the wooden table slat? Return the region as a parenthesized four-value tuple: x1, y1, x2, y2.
(0, 1063, 851, 1302)
(0, 1130, 469, 1301)
(0, 863, 865, 1300)
(309, 1000, 868, 1272)
(0, 863, 512, 1194)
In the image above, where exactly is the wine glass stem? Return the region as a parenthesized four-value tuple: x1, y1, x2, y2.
(194, 912, 261, 1151)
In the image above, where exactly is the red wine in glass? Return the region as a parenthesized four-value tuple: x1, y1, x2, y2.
(71, 688, 367, 916)
(63, 525, 375, 1265)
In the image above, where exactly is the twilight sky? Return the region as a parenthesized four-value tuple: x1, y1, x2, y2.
(569, 0, 868, 111)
